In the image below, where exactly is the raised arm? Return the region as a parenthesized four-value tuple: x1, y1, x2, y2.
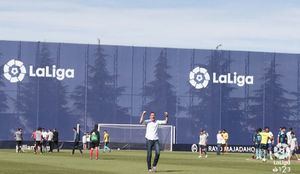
(164, 112, 169, 124)
(139, 111, 147, 124)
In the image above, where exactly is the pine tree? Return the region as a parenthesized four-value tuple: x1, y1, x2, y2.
(288, 59, 300, 129)
(248, 54, 291, 130)
(18, 43, 71, 138)
(143, 49, 179, 124)
(71, 44, 128, 130)
(189, 50, 244, 142)
(0, 52, 8, 112)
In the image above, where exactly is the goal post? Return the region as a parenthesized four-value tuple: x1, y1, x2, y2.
(98, 123, 176, 151)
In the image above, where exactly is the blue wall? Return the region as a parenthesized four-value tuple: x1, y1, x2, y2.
(0, 40, 299, 144)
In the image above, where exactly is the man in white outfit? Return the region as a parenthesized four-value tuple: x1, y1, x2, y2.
(216, 131, 224, 155)
(286, 128, 293, 146)
(289, 131, 300, 160)
(199, 130, 209, 158)
(140, 111, 168, 173)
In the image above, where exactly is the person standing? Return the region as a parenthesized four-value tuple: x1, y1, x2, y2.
(252, 128, 262, 159)
(90, 124, 100, 160)
(289, 132, 300, 161)
(86, 132, 91, 150)
(139, 111, 168, 173)
(198, 130, 209, 158)
(53, 128, 59, 152)
(103, 130, 111, 153)
(14, 128, 23, 153)
(259, 129, 270, 162)
(286, 128, 293, 146)
(41, 128, 48, 153)
(221, 130, 229, 153)
(82, 133, 87, 151)
(34, 128, 43, 154)
(72, 127, 83, 155)
(47, 129, 54, 153)
(277, 127, 288, 144)
(216, 131, 224, 155)
(265, 127, 274, 160)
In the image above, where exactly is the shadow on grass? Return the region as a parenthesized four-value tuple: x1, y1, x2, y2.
(157, 170, 185, 173)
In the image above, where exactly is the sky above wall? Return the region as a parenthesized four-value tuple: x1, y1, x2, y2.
(0, 0, 299, 53)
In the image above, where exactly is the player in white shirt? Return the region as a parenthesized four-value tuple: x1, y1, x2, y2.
(86, 133, 91, 150)
(140, 111, 168, 173)
(34, 128, 43, 154)
(286, 128, 293, 146)
(42, 128, 48, 153)
(47, 129, 54, 152)
(82, 133, 87, 150)
(216, 131, 225, 155)
(198, 130, 209, 158)
(289, 132, 300, 161)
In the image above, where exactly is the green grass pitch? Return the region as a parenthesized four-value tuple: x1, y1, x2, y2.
(0, 150, 299, 174)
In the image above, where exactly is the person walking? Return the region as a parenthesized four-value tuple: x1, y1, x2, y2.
(72, 127, 83, 155)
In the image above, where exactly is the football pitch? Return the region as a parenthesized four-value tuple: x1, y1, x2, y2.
(0, 150, 299, 174)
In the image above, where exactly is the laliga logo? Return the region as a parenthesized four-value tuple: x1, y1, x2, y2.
(3, 59, 26, 83)
(189, 67, 210, 89)
(3, 59, 75, 83)
(189, 66, 254, 90)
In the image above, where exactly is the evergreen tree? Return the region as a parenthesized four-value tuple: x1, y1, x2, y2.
(189, 50, 244, 142)
(0, 53, 8, 112)
(248, 54, 291, 130)
(143, 49, 179, 124)
(71, 44, 128, 130)
(288, 59, 300, 129)
(18, 43, 71, 138)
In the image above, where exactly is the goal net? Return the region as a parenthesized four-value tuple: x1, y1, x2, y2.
(98, 123, 176, 151)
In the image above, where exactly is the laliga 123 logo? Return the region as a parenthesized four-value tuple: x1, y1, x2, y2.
(274, 143, 290, 160)
(2, 59, 75, 83)
(272, 143, 291, 174)
(3, 59, 26, 83)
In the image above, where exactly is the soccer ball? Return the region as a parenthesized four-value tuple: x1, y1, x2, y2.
(117, 148, 120, 151)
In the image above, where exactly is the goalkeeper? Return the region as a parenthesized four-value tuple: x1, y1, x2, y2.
(139, 111, 168, 173)
(103, 130, 111, 152)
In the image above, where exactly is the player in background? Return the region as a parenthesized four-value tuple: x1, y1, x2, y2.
(264, 127, 274, 160)
(103, 130, 111, 153)
(34, 128, 43, 154)
(42, 128, 48, 153)
(53, 128, 59, 152)
(198, 130, 209, 158)
(289, 132, 300, 161)
(90, 124, 100, 160)
(47, 129, 54, 153)
(277, 127, 288, 145)
(72, 127, 83, 155)
(14, 128, 23, 153)
(31, 129, 36, 146)
(86, 132, 91, 150)
(140, 111, 168, 173)
(286, 128, 293, 146)
(221, 130, 229, 154)
(82, 133, 87, 151)
(216, 130, 224, 155)
(259, 129, 270, 162)
(252, 128, 262, 159)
